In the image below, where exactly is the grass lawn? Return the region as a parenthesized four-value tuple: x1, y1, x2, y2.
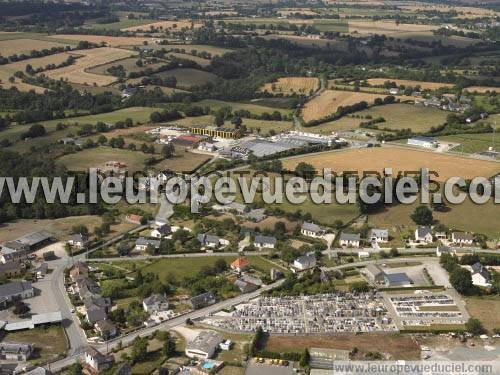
(57, 146, 148, 172)
(358, 104, 448, 132)
(138, 256, 239, 283)
(438, 132, 499, 154)
(2, 325, 67, 364)
(464, 296, 500, 332)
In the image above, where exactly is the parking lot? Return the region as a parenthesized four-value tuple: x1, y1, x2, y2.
(245, 360, 294, 375)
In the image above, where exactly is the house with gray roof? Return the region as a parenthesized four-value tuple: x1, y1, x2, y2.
(0, 281, 33, 303)
(86, 304, 107, 324)
(189, 292, 216, 309)
(339, 233, 361, 248)
(301, 222, 325, 238)
(253, 235, 277, 249)
(0, 342, 33, 361)
(197, 234, 229, 248)
(369, 229, 389, 243)
(135, 237, 161, 252)
(68, 233, 89, 249)
(151, 224, 172, 239)
(293, 254, 317, 271)
(143, 294, 169, 313)
(185, 331, 223, 359)
(451, 232, 474, 246)
(470, 262, 491, 287)
(415, 227, 433, 243)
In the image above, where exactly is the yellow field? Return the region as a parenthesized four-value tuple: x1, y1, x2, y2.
(121, 20, 201, 31)
(0, 38, 70, 56)
(260, 77, 319, 95)
(283, 147, 500, 181)
(348, 20, 438, 35)
(366, 78, 454, 90)
(302, 89, 386, 122)
(0, 52, 76, 93)
(45, 47, 136, 86)
(48, 34, 152, 47)
(464, 86, 500, 93)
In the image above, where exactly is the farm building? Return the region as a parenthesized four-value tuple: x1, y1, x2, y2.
(185, 331, 223, 359)
(384, 273, 413, 287)
(1, 230, 54, 256)
(407, 136, 438, 148)
(0, 281, 34, 305)
(0, 342, 33, 361)
(191, 126, 242, 139)
(0, 262, 22, 279)
(363, 264, 385, 284)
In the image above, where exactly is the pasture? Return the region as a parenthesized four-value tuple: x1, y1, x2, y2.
(45, 47, 136, 86)
(197, 99, 292, 116)
(260, 77, 319, 96)
(121, 20, 201, 31)
(0, 38, 70, 56)
(153, 147, 212, 172)
(88, 56, 166, 75)
(56, 147, 149, 172)
(48, 34, 151, 47)
(348, 20, 438, 35)
(154, 68, 217, 88)
(166, 52, 211, 66)
(282, 146, 500, 181)
(302, 90, 387, 123)
(464, 297, 500, 332)
(366, 78, 454, 90)
(438, 133, 498, 154)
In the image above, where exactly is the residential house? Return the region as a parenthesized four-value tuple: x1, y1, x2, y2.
(94, 320, 117, 340)
(84, 347, 114, 374)
(301, 222, 325, 238)
(253, 235, 277, 249)
(234, 279, 259, 293)
(436, 245, 455, 257)
(0, 342, 33, 361)
(75, 277, 101, 299)
(0, 281, 34, 303)
(471, 262, 491, 287)
(84, 294, 111, 313)
(339, 233, 361, 248)
(86, 304, 107, 324)
(0, 261, 22, 279)
(369, 229, 389, 243)
(185, 331, 223, 359)
(389, 88, 399, 95)
(135, 238, 161, 252)
(293, 254, 317, 271)
(230, 257, 250, 272)
(70, 262, 89, 282)
(451, 232, 474, 246)
(415, 227, 433, 243)
(384, 273, 413, 287)
(125, 214, 143, 225)
(142, 294, 169, 313)
(197, 234, 229, 248)
(68, 233, 90, 249)
(189, 292, 216, 309)
(363, 264, 385, 284)
(150, 224, 172, 239)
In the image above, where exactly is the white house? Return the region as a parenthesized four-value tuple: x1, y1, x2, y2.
(185, 331, 223, 359)
(339, 233, 361, 248)
(415, 227, 433, 243)
(68, 233, 89, 249)
(470, 262, 491, 287)
(197, 234, 229, 248)
(150, 224, 172, 239)
(135, 237, 161, 252)
(436, 244, 456, 257)
(254, 235, 277, 249)
(369, 229, 389, 243)
(293, 254, 317, 271)
(358, 251, 370, 259)
(301, 222, 325, 238)
(143, 294, 169, 313)
(451, 232, 474, 246)
(84, 347, 114, 373)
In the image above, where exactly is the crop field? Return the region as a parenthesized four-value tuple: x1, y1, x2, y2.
(89, 18, 155, 31)
(0, 32, 80, 44)
(438, 132, 498, 154)
(464, 86, 500, 93)
(197, 99, 292, 116)
(465, 297, 500, 332)
(167, 52, 211, 66)
(357, 104, 448, 132)
(283, 146, 500, 181)
(348, 20, 438, 35)
(88, 56, 166, 75)
(45, 47, 136, 86)
(48, 34, 152, 47)
(121, 20, 202, 31)
(57, 147, 148, 172)
(154, 68, 217, 88)
(0, 52, 77, 93)
(366, 78, 454, 90)
(0, 38, 70, 56)
(260, 77, 319, 96)
(262, 34, 348, 50)
(302, 90, 387, 123)
(265, 334, 420, 360)
(153, 147, 212, 172)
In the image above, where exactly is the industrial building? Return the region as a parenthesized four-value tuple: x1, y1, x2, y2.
(185, 331, 223, 359)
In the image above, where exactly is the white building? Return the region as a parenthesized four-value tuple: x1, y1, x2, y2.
(185, 331, 223, 359)
(369, 229, 389, 243)
(301, 222, 325, 238)
(143, 294, 169, 313)
(415, 227, 433, 243)
(150, 224, 172, 239)
(451, 232, 474, 246)
(135, 238, 161, 252)
(197, 234, 230, 248)
(339, 233, 361, 248)
(293, 254, 317, 271)
(358, 251, 370, 259)
(470, 262, 491, 288)
(254, 235, 277, 249)
(407, 136, 438, 149)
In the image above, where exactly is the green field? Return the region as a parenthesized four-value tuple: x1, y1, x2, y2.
(57, 146, 149, 172)
(439, 132, 499, 154)
(0, 31, 79, 44)
(155, 68, 218, 88)
(89, 18, 155, 31)
(197, 99, 292, 116)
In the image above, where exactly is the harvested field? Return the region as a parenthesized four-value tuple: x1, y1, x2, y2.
(166, 52, 211, 66)
(152, 68, 217, 88)
(0, 38, 70, 56)
(348, 20, 437, 35)
(464, 297, 500, 332)
(265, 334, 420, 360)
(464, 86, 500, 94)
(260, 77, 319, 96)
(366, 78, 454, 90)
(121, 20, 201, 31)
(0, 52, 76, 93)
(57, 147, 148, 172)
(197, 99, 292, 116)
(302, 89, 387, 122)
(45, 47, 136, 86)
(282, 146, 500, 181)
(88, 56, 166, 75)
(48, 34, 151, 47)
(154, 148, 212, 172)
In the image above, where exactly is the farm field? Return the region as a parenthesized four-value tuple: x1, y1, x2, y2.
(153, 68, 217, 88)
(89, 18, 155, 30)
(153, 148, 212, 172)
(358, 103, 448, 132)
(121, 20, 201, 31)
(167, 52, 211, 66)
(0, 32, 80, 44)
(305, 116, 361, 133)
(47, 34, 152, 47)
(0, 38, 71, 56)
(138, 43, 233, 56)
(282, 146, 500, 181)
(464, 297, 500, 332)
(438, 133, 498, 154)
(197, 99, 292, 116)
(260, 77, 319, 96)
(88, 56, 166, 75)
(56, 147, 149, 172)
(366, 78, 455, 90)
(45, 47, 136, 86)
(265, 333, 420, 360)
(302, 89, 387, 123)
(348, 20, 438, 35)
